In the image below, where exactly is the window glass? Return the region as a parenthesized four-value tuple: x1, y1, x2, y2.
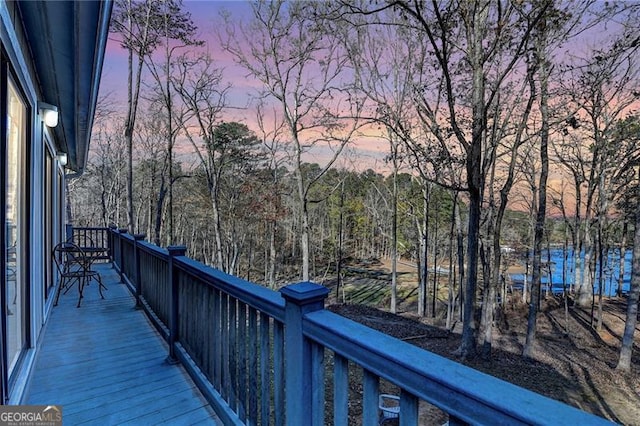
(6, 77, 26, 375)
(44, 146, 53, 298)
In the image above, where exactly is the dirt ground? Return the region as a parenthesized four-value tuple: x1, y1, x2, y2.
(324, 260, 640, 425)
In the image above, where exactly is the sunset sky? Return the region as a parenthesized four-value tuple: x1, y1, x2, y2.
(101, 1, 253, 114)
(96, 0, 639, 204)
(98, 0, 392, 171)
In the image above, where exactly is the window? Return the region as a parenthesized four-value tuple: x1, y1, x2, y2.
(5, 76, 27, 377)
(44, 145, 54, 299)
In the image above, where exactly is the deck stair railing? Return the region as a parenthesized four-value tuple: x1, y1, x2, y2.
(96, 227, 610, 426)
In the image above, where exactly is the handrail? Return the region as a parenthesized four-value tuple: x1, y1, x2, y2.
(137, 240, 169, 260)
(303, 309, 608, 425)
(99, 226, 612, 426)
(66, 225, 110, 260)
(174, 255, 285, 322)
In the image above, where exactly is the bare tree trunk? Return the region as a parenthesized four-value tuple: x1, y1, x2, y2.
(523, 23, 550, 359)
(298, 171, 311, 281)
(563, 223, 570, 334)
(390, 154, 398, 313)
(419, 181, 430, 317)
(446, 192, 458, 330)
(269, 220, 277, 288)
(211, 191, 225, 270)
(416, 213, 425, 317)
(618, 221, 628, 297)
(336, 181, 345, 299)
(166, 77, 174, 245)
(460, 185, 481, 358)
(246, 236, 253, 282)
(125, 24, 136, 234)
(119, 0, 152, 234)
(456, 196, 465, 325)
(596, 228, 604, 331)
(432, 204, 439, 318)
(573, 181, 582, 296)
(458, 0, 491, 359)
(578, 226, 595, 307)
(154, 179, 167, 246)
(480, 61, 536, 357)
(616, 170, 640, 371)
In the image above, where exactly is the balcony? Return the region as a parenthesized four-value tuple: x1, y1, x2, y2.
(26, 227, 611, 425)
(25, 263, 221, 424)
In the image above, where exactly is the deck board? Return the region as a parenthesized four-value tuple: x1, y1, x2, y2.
(25, 264, 221, 425)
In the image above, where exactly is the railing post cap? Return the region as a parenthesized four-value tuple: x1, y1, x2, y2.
(133, 233, 146, 240)
(167, 245, 187, 256)
(280, 281, 329, 304)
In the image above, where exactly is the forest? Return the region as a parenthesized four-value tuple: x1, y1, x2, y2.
(69, 0, 640, 367)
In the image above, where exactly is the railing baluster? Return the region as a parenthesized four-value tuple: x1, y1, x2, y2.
(362, 370, 379, 426)
(118, 229, 127, 282)
(334, 353, 349, 426)
(399, 390, 419, 426)
(196, 279, 205, 368)
(206, 286, 215, 385)
(133, 234, 144, 307)
(260, 312, 270, 426)
(238, 302, 248, 422)
(221, 292, 229, 401)
(229, 297, 238, 413)
(248, 307, 258, 423)
(311, 343, 324, 426)
(202, 282, 211, 379)
(273, 321, 284, 426)
(213, 287, 222, 392)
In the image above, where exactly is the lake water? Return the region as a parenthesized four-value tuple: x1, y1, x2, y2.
(508, 248, 632, 296)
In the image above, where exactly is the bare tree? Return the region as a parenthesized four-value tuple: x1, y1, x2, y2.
(133, 110, 170, 245)
(255, 101, 289, 288)
(111, 0, 165, 233)
(615, 119, 640, 371)
(344, 12, 430, 315)
(616, 220, 639, 371)
(222, 0, 364, 281)
(523, 7, 553, 359)
(342, 0, 550, 358)
(173, 54, 236, 271)
(477, 56, 537, 358)
(557, 14, 640, 307)
(142, 0, 201, 245)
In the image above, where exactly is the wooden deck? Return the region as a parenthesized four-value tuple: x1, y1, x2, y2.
(25, 264, 221, 425)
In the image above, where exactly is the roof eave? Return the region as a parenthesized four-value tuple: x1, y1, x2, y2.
(18, 0, 113, 173)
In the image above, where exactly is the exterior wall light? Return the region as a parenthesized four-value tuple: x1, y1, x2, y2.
(38, 101, 59, 128)
(57, 152, 68, 166)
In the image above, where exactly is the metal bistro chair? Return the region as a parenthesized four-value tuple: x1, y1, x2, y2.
(379, 394, 400, 424)
(53, 241, 105, 307)
(68, 234, 111, 268)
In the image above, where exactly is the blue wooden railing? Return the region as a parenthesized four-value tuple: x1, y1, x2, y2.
(101, 226, 610, 425)
(65, 225, 111, 261)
